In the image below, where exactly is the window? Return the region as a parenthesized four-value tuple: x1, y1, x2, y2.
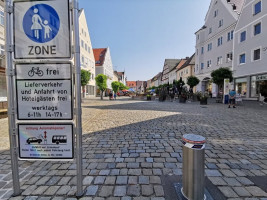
(81, 40, 84, 48)
(85, 43, 87, 51)
(81, 56, 84, 64)
(208, 43, 212, 51)
(201, 63, 204, 69)
(201, 47, 204, 54)
(0, 45, 4, 55)
(217, 56, 222, 65)
(239, 54, 246, 64)
(254, 1, 261, 15)
(207, 60, 211, 68)
(214, 10, 218, 17)
(254, 23, 261, 35)
(209, 27, 212, 34)
(227, 30, 234, 41)
(197, 34, 199, 40)
(217, 37, 223, 46)
(218, 19, 223, 27)
(253, 48, 261, 60)
(226, 52, 233, 62)
(196, 49, 199, 55)
(240, 31, 246, 42)
(196, 64, 198, 71)
(0, 11, 4, 26)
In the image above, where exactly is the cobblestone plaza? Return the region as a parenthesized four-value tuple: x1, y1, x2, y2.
(0, 98, 267, 199)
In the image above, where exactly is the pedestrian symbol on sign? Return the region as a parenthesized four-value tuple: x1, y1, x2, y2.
(23, 4, 60, 43)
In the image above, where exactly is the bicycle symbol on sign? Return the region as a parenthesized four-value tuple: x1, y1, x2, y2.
(28, 67, 44, 77)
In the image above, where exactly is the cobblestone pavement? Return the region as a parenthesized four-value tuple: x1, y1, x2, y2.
(0, 97, 267, 199)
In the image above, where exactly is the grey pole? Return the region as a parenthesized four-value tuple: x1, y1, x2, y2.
(5, 0, 21, 196)
(72, 0, 84, 196)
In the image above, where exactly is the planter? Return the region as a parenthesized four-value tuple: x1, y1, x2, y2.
(200, 98, 207, 105)
(179, 97, 187, 103)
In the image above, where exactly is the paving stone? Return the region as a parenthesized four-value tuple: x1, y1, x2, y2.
(205, 169, 222, 177)
(128, 169, 141, 176)
(154, 185, 164, 196)
(83, 176, 94, 185)
(233, 187, 252, 197)
(245, 186, 267, 197)
(223, 178, 242, 186)
(56, 186, 71, 195)
(127, 185, 140, 197)
(99, 186, 114, 197)
(94, 176, 106, 184)
(86, 185, 99, 196)
(208, 177, 227, 186)
(218, 187, 238, 198)
(116, 176, 128, 184)
(32, 186, 49, 195)
(114, 186, 126, 197)
(236, 177, 254, 185)
(44, 186, 60, 196)
(141, 185, 153, 196)
(105, 176, 116, 185)
(139, 176, 149, 184)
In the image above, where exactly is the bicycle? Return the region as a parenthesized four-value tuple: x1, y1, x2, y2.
(28, 67, 44, 77)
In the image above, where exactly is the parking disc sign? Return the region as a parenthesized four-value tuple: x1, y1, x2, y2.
(14, 0, 71, 59)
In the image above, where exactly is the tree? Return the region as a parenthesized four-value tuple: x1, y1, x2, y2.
(111, 81, 120, 94)
(187, 76, 200, 89)
(81, 69, 91, 98)
(211, 67, 233, 96)
(119, 82, 127, 91)
(95, 74, 108, 100)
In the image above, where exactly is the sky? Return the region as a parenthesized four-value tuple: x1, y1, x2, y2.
(79, 0, 211, 81)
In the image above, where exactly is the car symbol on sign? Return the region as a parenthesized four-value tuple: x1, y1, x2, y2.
(26, 137, 42, 144)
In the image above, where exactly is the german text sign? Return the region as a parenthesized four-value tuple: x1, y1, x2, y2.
(18, 124, 74, 159)
(16, 63, 72, 120)
(14, 0, 71, 59)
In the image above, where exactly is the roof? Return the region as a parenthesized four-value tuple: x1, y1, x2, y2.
(152, 72, 162, 81)
(127, 81, 136, 87)
(229, 0, 245, 14)
(164, 59, 181, 72)
(176, 59, 188, 70)
(93, 48, 107, 66)
(177, 54, 195, 71)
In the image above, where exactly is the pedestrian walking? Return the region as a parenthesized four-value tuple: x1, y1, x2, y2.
(228, 89, 236, 108)
(109, 91, 113, 100)
(114, 92, 117, 100)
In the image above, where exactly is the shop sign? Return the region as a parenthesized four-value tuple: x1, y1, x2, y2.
(256, 74, 267, 81)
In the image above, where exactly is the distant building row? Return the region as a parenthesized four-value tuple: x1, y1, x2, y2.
(0, 7, 127, 102)
(141, 0, 267, 99)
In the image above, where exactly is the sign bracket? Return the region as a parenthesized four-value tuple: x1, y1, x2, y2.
(5, 4, 13, 14)
(6, 45, 14, 53)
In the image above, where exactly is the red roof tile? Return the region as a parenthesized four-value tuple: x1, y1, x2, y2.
(93, 48, 107, 66)
(127, 81, 136, 87)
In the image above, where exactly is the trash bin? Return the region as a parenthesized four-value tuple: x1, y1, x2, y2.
(182, 134, 206, 200)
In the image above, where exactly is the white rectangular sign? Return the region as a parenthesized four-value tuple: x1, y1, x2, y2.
(16, 80, 72, 120)
(16, 63, 71, 79)
(18, 124, 73, 159)
(14, 0, 71, 59)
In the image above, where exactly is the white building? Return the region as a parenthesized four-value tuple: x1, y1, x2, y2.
(0, 1, 6, 103)
(195, 0, 244, 97)
(93, 47, 114, 95)
(79, 9, 95, 97)
(233, 0, 267, 99)
(161, 59, 180, 85)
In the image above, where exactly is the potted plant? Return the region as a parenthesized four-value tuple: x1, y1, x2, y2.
(147, 94, 151, 101)
(179, 87, 188, 103)
(199, 92, 209, 105)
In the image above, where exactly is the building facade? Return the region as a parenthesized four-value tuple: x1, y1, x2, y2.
(0, 1, 6, 103)
(79, 9, 96, 97)
(126, 81, 137, 92)
(195, 0, 244, 97)
(93, 48, 114, 95)
(161, 59, 180, 84)
(233, 0, 267, 99)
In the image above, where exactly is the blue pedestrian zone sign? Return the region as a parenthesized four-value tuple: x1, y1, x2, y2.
(14, 0, 71, 59)
(23, 4, 60, 43)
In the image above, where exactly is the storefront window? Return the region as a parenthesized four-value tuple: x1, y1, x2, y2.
(235, 78, 247, 96)
(251, 74, 267, 97)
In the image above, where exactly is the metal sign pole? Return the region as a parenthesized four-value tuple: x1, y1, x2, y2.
(5, 0, 21, 196)
(72, 0, 83, 196)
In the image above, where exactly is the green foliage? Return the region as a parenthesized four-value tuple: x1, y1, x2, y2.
(81, 69, 91, 86)
(95, 74, 107, 91)
(174, 79, 185, 88)
(187, 76, 200, 89)
(119, 82, 127, 90)
(211, 67, 233, 87)
(111, 81, 120, 93)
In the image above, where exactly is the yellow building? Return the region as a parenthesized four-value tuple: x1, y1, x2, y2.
(176, 54, 196, 90)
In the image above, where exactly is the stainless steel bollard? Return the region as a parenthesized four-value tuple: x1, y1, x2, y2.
(182, 134, 206, 200)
